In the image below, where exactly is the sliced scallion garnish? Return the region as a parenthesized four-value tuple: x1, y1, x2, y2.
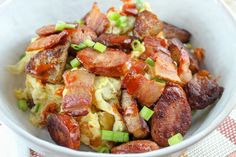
(168, 133, 183, 146)
(17, 99, 28, 112)
(139, 106, 154, 121)
(145, 57, 155, 67)
(70, 58, 80, 68)
(55, 21, 76, 31)
(101, 130, 129, 142)
(93, 42, 107, 53)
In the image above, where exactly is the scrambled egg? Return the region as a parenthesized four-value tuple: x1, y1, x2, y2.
(94, 76, 126, 132)
(16, 75, 64, 127)
(7, 50, 39, 75)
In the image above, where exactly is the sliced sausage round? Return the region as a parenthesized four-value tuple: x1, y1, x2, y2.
(70, 26, 97, 45)
(77, 48, 129, 77)
(183, 72, 224, 109)
(47, 113, 80, 150)
(151, 82, 192, 147)
(36, 25, 57, 36)
(111, 140, 159, 154)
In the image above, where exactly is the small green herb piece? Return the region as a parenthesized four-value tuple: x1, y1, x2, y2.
(84, 39, 95, 47)
(71, 43, 87, 51)
(139, 106, 154, 121)
(70, 58, 80, 68)
(55, 21, 76, 31)
(17, 99, 28, 112)
(145, 57, 155, 67)
(152, 77, 167, 84)
(93, 42, 107, 53)
(168, 133, 184, 146)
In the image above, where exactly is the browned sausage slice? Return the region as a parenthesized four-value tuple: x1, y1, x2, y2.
(134, 10, 163, 39)
(70, 26, 97, 45)
(163, 22, 191, 43)
(26, 41, 69, 83)
(62, 69, 95, 116)
(77, 48, 129, 77)
(96, 33, 134, 51)
(141, 36, 169, 60)
(47, 113, 80, 150)
(84, 3, 109, 35)
(184, 72, 224, 109)
(27, 31, 68, 51)
(36, 25, 57, 36)
(122, 74, 165, 107)
(151, 83, 192, 147)
(121, 90, 149, 138)
(111, 140, 159, 154)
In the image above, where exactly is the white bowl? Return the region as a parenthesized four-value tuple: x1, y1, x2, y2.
(0, 0, 236, 156)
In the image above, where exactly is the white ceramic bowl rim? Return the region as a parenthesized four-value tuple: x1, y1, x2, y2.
(0, 0, 236, 156)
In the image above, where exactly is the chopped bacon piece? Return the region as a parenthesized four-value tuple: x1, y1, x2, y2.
(70, 26, 97, 45)
(123, 59, 147, 75)
(96, 33, 134, 51)
(169, 38, 192, 84)
(123, 74, 165, 107)
(84, 3, 109, 35)
(62, 69, 95, 116)
(121, 90, 149, 138)
(27, 31, 68, 51)
(26, 42, 69, 83)
(36, 25, 57, 36)
(154, 52, 182, 84)
(47, 113, 80, 150)
(163, 22, 191, 43)
(77, 48, 129, 77)
(134, 10, 163, 39)
(141, 36, 169, 60)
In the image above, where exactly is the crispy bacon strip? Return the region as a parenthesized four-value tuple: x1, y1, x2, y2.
(121, 90, 149, 138)
(123, 74, 165, 107)
(84, 3, 109, 35)
(62, 69, 95, 116)
(77, 48, 129, 77)
(154, 52, 182, 84)
(169, 38, 192, 84)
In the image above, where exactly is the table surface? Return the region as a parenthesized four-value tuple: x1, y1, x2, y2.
(0, 0, 236, 157)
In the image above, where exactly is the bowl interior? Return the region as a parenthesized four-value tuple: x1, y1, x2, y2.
(0, 0, 236, 156)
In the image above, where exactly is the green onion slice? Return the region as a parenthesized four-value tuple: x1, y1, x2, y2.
(139, 106, 154, 121)
(70, 58, 80, 68)
(168, 133, 183, 146)
(97, 146, 110, 153)
(84, 39, 95, 47)
(55, 21, 76, 31)
(145, 57, 155, 67)
(19, 53, 26, 60)
(31, 103, 41, 113)
(101, 130, 129, 142)
(75, 19, 85, 25)
(152, 77, 167, 84)
(71, 43, 87, 51)
(108, 12, 121, 21)
(94, 42, 107, 53)
(17, 99, 28, 112)
(131, 40, 145, 52)
(135, 0, 145, 10)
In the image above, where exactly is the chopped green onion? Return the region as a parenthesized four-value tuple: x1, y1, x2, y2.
(108, 12, 121, 21)
(70, 58, 80, 68)
(152, 77, 167, 84)
(145, 57, 155, 67)
(131, 40, 145, 52)
(55, 21, 76, 31)
(84, 39, 95, 47)
(17, 99, 28, 112)
(184, 43, 193, 49)
(75, 19, 85, 25)
(135, 0, 145, 10)
(93, 42, 107, 53)
(101, 130, 129, 142)
(31, 103, 41, 113)
(168, 133, 183, 146)
(139, 106, 154, 121)
(97, 146, 110, 153)
(19, 53, 26, 60)
(71, 43, 87, 51)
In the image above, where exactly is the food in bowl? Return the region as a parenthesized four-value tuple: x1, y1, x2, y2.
(8, 0, 224, 154)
